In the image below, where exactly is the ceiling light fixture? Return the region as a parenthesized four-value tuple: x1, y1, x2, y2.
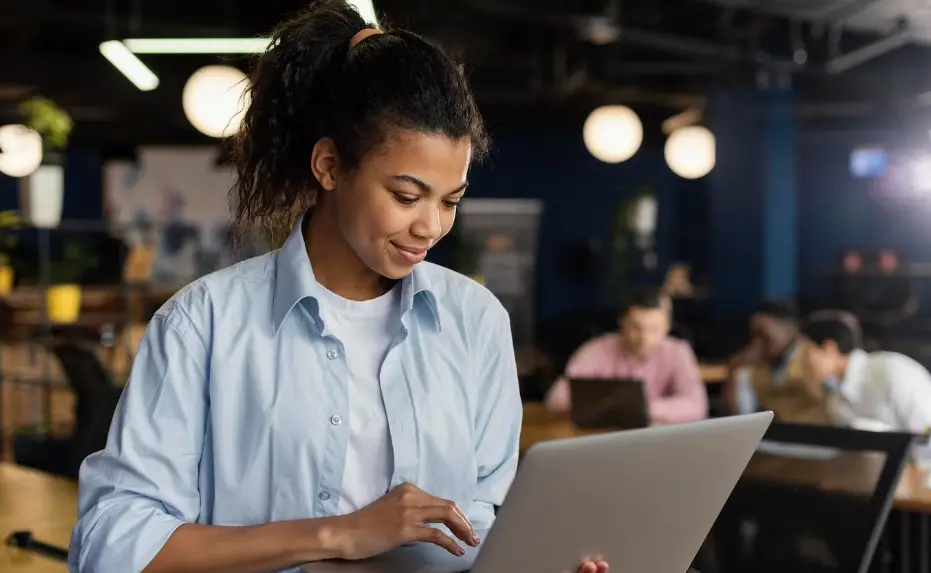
(99, 40, 160, 91)
(123, 38, 272, 54)
(120, 1, 379, 55)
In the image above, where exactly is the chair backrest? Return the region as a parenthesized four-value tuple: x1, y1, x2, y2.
(50, 342, 122, 478)
(710, 421, 917, 573)
(50, 342, 116, 397)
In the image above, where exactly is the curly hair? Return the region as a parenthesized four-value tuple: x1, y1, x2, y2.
(229, 0, 489, 248)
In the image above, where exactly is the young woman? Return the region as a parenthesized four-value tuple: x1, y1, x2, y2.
(68, 2, 608, 572)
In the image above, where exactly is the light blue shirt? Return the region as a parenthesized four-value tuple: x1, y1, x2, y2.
(68, 217, 523, 573)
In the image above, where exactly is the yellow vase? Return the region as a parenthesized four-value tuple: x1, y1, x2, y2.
(0, 265, 12, 295)
(47, 284, 82, 324)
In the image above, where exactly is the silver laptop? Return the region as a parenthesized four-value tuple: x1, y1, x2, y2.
(304, 411, 773, 573)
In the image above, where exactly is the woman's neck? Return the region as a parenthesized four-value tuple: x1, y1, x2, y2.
(304, 207, 390, 301)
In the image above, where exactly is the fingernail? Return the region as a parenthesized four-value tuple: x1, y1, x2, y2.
(457, 547, 466, 556)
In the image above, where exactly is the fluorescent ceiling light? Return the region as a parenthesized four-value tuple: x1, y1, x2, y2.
(99, 40, 160, 91)
(351, 0, 380, 27)
(123, 38, 272, 54)
(121, 1, 378, 55)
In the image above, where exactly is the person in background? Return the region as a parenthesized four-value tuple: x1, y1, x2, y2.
(722, 301, 819, 421)
(544, 287, 707, 425)
(835, 249, 864, 313)
(661, 262, 694, 299)
(797, 311, 931, 433)
(68, 3, 609, 573)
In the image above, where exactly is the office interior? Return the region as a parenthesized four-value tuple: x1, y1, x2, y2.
(1, 0, 930, 572)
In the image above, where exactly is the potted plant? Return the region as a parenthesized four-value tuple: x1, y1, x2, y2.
(18, 96, 73, 228)
(0, 210, 20, 295)
(47, 240, 97, 324)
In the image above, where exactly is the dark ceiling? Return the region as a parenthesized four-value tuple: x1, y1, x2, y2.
(1, 0, 929, 147)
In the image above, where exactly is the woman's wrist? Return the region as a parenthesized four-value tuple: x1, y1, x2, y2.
(289, 516, 352, 563)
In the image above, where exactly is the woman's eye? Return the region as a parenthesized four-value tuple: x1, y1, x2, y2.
(443, 200, 460, 209)
(393, 194, 417, 205)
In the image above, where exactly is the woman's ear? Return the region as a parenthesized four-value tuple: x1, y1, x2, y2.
(310, 137, 340, 192)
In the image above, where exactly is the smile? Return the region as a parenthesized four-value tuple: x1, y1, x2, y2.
(391, 242, 429, 264)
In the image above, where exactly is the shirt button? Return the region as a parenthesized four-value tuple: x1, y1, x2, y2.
(331, 415, 342, 425)
(318, 491, 330, 501)
(326, 349, 339, 360)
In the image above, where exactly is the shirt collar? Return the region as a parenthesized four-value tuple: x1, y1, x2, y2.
(271, 213, 441, 333)
(839, 348, 869, 399)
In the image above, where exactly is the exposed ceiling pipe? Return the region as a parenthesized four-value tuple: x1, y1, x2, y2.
(824, 22, 910, 74)
(812, 0, 884, 26)
(605, 61, 724, 76)
(465, 1, 800, 69)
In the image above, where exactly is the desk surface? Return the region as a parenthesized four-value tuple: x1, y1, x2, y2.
(699, 363, 728, 384)
(521, 403, 931, 514)
(0, 463, 75, 573)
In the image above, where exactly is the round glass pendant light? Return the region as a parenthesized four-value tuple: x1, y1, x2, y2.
(582, 105, 643, 163)
(182, 65, 251, 138)
(665, 125, 716, 179)
(0, 124, 43, 178)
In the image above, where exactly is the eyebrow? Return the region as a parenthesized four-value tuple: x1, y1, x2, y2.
(390, 174, 468, 195)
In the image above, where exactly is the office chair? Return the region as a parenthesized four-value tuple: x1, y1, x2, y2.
(50, 342, 123, 479)
(707, 422, 917, 573)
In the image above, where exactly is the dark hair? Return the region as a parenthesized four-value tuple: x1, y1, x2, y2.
(754, 300, 798, 324)
(802, 311, 862, 354)
(231, 0, 489, 245)
(623, 287, 669, 314)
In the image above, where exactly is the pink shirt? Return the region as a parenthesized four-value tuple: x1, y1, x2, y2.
(545, 333, 708, 425)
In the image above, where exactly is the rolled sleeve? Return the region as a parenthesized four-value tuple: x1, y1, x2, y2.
(469, 303, 522, 530)
(68, 307, 209, 573)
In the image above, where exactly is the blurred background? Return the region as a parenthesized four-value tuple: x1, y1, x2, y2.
(2, 1, 931, 572)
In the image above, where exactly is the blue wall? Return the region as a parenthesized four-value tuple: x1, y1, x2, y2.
(467, 130, 689, 320)
(797, 120, 931, 303)
(0, 150, 103, 218)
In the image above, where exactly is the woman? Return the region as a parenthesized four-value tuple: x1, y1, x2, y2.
(68, 2, 608, 572)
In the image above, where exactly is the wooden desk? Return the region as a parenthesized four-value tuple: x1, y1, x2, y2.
(520, 403, 931, 514)
(0, 463, 75, 572)
(699, 363, 728, 384)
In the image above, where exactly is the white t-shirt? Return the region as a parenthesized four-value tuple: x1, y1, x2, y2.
(315, 283, 401, 514)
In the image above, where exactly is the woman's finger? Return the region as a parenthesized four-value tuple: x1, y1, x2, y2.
(596, 560, 609, 573)
(410, 525, 465, 556)
(414, 505, 478, 546)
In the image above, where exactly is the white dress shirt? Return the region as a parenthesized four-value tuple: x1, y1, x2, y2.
(828, 349, 931, 435)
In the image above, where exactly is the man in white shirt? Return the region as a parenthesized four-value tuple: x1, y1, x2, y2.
(796, 311, 931, 434)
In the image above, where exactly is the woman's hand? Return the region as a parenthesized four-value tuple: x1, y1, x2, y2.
(327, 482, 479, 560)
(577, 560, 609, 572)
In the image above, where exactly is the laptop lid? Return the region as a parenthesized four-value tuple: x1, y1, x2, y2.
(470, 411, 774, 573)
(569, 377, 648, 429)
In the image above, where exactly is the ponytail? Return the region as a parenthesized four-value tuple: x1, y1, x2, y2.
(230, 0, 487, 248)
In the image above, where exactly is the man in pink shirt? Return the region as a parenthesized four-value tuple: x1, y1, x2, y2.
(544, 287, 708, 425)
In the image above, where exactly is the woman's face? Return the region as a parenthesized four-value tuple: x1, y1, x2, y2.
(315, 130, 472, 280)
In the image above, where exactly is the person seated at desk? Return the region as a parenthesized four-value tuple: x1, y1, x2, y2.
(797, 311, 931, 433)
(544, 287, 707, 424)
(723, 301, 821, 422)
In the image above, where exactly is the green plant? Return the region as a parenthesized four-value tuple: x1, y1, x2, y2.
(49, 240, 98, 285)
(0, 210, 21, 266)
(604, 186, 654, 305)
(19, 96, 73, 151)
